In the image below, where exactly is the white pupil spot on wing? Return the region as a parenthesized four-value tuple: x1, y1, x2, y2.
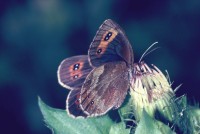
(73, 63, 80, 70)
(74, 75, 78, 79)
(104, 32, 112, 41)
(97, 48, 102, 54)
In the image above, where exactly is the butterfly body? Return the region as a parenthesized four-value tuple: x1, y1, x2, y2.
(58, 19, 134, 118)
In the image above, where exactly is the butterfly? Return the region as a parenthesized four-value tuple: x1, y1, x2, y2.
(57, 19, 134, 118)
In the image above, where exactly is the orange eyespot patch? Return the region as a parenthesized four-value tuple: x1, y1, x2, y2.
(69, 61, 84, 79)
(96, 28, 118, 56)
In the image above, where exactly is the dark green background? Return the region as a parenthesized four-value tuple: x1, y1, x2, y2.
(0, 0, 200, 133)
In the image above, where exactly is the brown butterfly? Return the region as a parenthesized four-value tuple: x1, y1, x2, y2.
(57, 19, 134, 118)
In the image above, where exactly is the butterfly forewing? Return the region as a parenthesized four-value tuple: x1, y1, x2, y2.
(88, 19, 134, 67)
(80, 61, 130, 117)
(57, 55, 93, 90)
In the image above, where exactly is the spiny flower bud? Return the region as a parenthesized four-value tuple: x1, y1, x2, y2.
(129, 62, 177, 122)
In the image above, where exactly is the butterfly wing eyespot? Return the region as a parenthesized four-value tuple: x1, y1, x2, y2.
(96, 48, 102, 54)
(104, 32, 113, 41)
(73, 75, 79, 79)
(88, 19, 134, 67)
(57, 55, 93, 90)
(73, 63, 80, 70)
(91, 101, 94, 104)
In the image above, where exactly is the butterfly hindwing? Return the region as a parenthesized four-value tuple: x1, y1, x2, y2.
(57, 55, 93, 90)
(66, 89, 88, 118)
(88, 19, 134, 67)
(80, 61, 130, 117)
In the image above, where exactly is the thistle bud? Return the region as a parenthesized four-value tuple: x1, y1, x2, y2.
(129, 62, 176, 122)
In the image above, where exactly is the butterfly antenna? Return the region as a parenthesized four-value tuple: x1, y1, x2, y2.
(139, 42, 159, 63)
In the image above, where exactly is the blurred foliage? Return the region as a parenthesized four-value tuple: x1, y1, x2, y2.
(0, 0, 200, 133)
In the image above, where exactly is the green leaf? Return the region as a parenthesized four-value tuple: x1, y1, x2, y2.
(109, 122, 130, 134)
(135, 110, 175, 134)
(185, 106, 200, 134)
(38, 97, 114, 134)
(118, 95, 134, 121)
